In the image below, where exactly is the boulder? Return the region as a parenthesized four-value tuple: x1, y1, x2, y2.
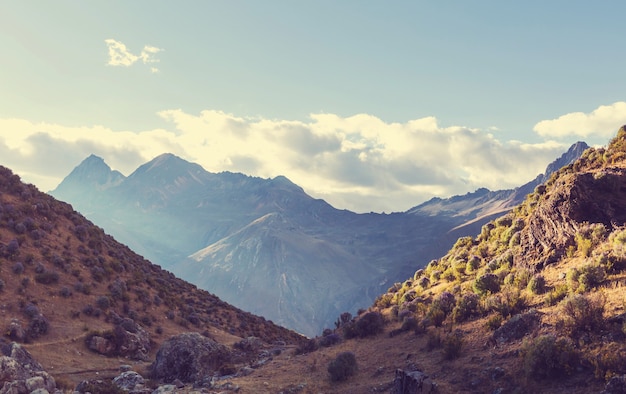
(0, 341, 56, 394)
(113, 318, 151, 360)
(392, 369, 437, 394)
(5, 320, 26, 343)
(150, 332, 232, 384)
(492, 310, 540, 344)
(112, 371, 145, 391)
(85, 318, 151, 360)
(87, 335, 115, 355)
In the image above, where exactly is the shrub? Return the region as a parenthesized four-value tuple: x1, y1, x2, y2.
(485, 314, 503, 330)
(59, 286, 72, 298)
(465, 255, 481, 273)
(442, 333, 464, 360)
(473, 273, 500, 295)
(521, 335, 578, 379)
(34, 270, 59, 285)
(527, 274, 546, 294)
(577, 264, 606, 291)
(319, 333, 342, 347)
(435, 292, 456, 315)
(426, 330, 442, 351)
(12, 262, 24, 275)
(426, 304, 446, 327)
(589, 342, 626, 381)
(295, 338, 318, 355)
(451, 293, 480, 323)
(344, 311, 384, 339)
(335, 312, 353, 329)
(23, 303, 40, 318)
(482, 287, 527, 318)
(96, 296, 111, 310)
(544, 283, 568, 306)
(559, 293, 605, 336)
(328, 352, 357, 382)
(27, 314, 49, 340)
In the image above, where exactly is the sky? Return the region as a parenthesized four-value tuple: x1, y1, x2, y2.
(1, 1, 625, 213)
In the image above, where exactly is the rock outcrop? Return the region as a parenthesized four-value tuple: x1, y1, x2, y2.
(518, 167, 626, 269)
(0, 341, 56, 394)
(150, 332, 232, 384)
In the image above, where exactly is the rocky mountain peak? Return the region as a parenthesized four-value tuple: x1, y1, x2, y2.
(50, 154, 124, 196)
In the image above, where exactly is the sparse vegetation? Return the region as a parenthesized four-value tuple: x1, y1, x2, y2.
(327, 352, 358, 382)
(520, 335, 578, 380)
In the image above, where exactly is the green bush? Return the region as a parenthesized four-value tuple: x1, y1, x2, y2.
(451, 293, 479, 323)
(544, 283, 568, 306)
(559, 293, 605, 336)
(426, 304, 445, 327)
(527, 274, 546, 294)
(482, 287, 526, 318)
(521, 335, 578, 379)
(328, 352, 357, 382)
(473, 273, 500, 295)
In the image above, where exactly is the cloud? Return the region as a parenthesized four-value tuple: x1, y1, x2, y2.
(105, 39, 163, 72)
(0, 111, 571, 213)
(533, 102, 626, 140)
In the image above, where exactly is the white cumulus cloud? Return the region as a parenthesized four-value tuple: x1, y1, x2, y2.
(105, 39, 163, 72)
(533, 102, 626, 140)
(0, 110, 573, 213)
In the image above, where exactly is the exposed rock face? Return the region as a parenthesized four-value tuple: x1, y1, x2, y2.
(518, 167, 626, 269)
(151, 332, 232, 384)
(392, 369, 437, 393)
(0, 341, 56, 394)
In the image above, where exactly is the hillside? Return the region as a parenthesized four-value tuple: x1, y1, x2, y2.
(49, 143, 586, 336)
(0, 169, 305, 391)
(186, 127, 625, 393)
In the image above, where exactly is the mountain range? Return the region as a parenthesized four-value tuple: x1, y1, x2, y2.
(5, 129, 626, 392)
(50, 141, 588, 336)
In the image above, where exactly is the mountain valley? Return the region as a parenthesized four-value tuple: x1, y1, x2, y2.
(50, 142, 587, 336)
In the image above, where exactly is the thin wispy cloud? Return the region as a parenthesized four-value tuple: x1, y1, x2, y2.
(105, 39, 163, 73)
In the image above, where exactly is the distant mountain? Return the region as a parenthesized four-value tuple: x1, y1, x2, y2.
(50, 142, 587, 336)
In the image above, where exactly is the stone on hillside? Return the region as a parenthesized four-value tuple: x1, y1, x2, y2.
(150, 332, 232, 384)
(86, 318, 151, 360)
(392, 369, 437, 393)
(114, 318, 151, 360)
(492, 310, 540, 344)
(87, 335, 115, 355)
(5, 319, 26, 342)
(112, 371, 145, 391)
(0, 341, 56, 394)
